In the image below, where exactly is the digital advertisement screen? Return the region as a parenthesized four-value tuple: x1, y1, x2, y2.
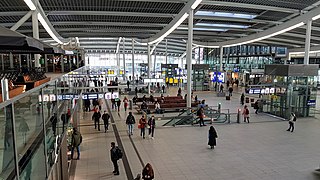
(211, 72, 225, 83)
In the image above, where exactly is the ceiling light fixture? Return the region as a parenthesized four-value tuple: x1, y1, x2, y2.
(191, 0, 203, 9)
(38, 13, 63, 44)
(312, 14, 320, 21)
(289, 50, 320, 55)
(195, 11, 257, 19)
(196, 23, 250, 29)
(24, 0, 36, 10)
(223, 22, 304, 47)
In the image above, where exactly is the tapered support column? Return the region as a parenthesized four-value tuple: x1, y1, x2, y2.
(44, 54, 48, 72)
(186, 9, 194, 108)
(153, 47, 157, 77)
(220, 46, 223, 72)
(18, 54, 22, 68)
(147, 45, 151, 94)
(123, 38, 126, 80)
(165, 39, 168, 64)
(9, 53, 14, 68)
(304, 20, 312, 65)
(61, 55, 64, 73)
(32, 11, 40, 67)
(132, 39, 135, 81)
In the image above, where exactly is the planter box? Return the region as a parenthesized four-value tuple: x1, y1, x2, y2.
(0, 85, 25, 102)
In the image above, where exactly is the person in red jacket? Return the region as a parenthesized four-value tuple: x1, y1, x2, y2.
(139, 115, 147, 139)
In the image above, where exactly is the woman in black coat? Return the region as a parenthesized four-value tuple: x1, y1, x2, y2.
(208, 126, 218, 149)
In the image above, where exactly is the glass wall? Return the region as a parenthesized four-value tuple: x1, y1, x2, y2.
(0, 67, 86, 179)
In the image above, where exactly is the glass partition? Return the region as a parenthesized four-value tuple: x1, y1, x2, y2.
(0, 105, 16, 179)
(14, 90, 43, 157)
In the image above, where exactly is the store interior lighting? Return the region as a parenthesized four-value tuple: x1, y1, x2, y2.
(195, 11, 257, 19)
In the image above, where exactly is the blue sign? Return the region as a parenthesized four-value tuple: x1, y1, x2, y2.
(212, 72, 225, 83)
(307, 99, 316, 106)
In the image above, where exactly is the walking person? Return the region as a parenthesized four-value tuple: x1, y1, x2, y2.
(142, 163, 154, 180)
(139, 115, 147, 139)
(102, 111, 110, 133)
(50, 113, 58, 135)
(148, 115, 156, 139)
(116, 98, 121, 112)
(242, 105, 250, 123)
(92, 110, 101, 131)
(219, 84, 224, 92)
(254, 100, 259, 114)
(240, 93, 245, 105)
(110, 142, 122, 175)
(126, 112, 136, 136)
(162, 84, 165, 93)
(228, 86, 233, 96)
(287, 113, 297, 132)
(208, 126, 218, 149)
(197, 107, 206, 127)
(123, 96, 129, 112)
(71, 128, 82, 160)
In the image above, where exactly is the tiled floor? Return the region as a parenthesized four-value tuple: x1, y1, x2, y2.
(73, 86, 320, 180)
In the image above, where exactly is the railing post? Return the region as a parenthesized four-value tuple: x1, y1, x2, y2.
(237, 109, 241, 123)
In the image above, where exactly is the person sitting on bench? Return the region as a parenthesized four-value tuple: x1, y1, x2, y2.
(141, 101, 150, 113)
(155, 102, 161, 114)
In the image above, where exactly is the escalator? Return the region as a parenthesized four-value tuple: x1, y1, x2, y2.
(162, 109, 195, 126)
(163, 107, 230, 126)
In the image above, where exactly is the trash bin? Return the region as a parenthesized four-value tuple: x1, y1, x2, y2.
(250, 98, 254, 103)
(129, 100, 133, 110)
(245, 97, 249, 103)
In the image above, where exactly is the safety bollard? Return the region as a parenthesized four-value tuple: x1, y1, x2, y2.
(237, 109, 241, 123)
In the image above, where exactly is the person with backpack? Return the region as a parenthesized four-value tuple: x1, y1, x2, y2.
(287, 112, 296, 132)
(110, 142, 122, 175)
(126, 112, 136, 136)
(92, 110, 101, 131)
(242, 105, 250, 123)
(71, 128, 82, 160)
(102, 111, 110, 133)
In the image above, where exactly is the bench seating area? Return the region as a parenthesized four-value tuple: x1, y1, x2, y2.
(136, 96, 183, 103)
(136, 102, 199, 114)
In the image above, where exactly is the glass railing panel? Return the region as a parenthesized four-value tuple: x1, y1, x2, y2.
(14, 90, 43, 158)
(19, 142, 46, 180)
(0, 105, 17, 179)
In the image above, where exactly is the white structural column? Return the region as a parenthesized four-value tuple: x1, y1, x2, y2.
(165, 39, 168, 64)
(123, 38, 126, 80)
(147, 45, 151, 94)
(153, 47, 157, 76)
(304, 20, 312, 65)
(44, 54, 48, 72)
(186, 9, 194, 108)
(32, 11, 40, 67)
(9, 53, 14, 68)
(132, 39, 135, 81)
(219, 46, 223, 72)
(60, 55, 64, 73)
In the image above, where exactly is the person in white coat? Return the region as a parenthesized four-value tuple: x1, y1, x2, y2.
(287, 113, 296, 132)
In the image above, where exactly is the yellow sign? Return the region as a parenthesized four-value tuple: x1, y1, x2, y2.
(174, 79, 178, 84)
(169, 78, 173, 83)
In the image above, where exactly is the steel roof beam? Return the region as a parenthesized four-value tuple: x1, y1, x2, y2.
(47, 11, 176, 18)
(201, 1, 301, 14)
(194, 5, 320, 47)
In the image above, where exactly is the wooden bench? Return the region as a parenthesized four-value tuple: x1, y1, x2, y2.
(136, 96, 183, 103)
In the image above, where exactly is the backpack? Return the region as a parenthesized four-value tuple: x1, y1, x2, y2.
(293, 116, 297, 122)
(197, 109, 201, 116)
(115, 147, 123, 159)
(245, 108, 249, 115)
